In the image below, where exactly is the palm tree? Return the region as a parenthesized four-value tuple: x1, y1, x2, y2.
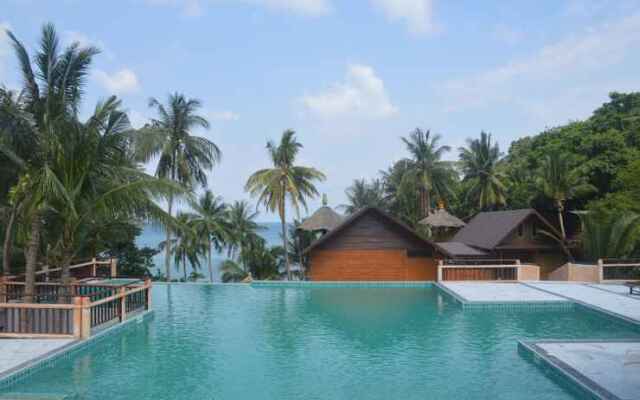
(580, 212, 640, 261)
(537, 150, 596, 239)
(245, 130, 325, 280)
(191, 190, 231, 282)
(4, 23, 99, 298)
(161, 213, 203, 281)
(459, 131, 507, 210)
(135, 93, 221, 281)
(341, 178, 386, 214)
(226, 200, 262, 269)
(220, 259, 247, 283)
(401, 128, 455, 218)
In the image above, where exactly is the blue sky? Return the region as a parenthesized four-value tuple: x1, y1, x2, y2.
(2, 0, 640, 221)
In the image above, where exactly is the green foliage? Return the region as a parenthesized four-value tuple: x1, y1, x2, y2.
(220, 259, 247, 283)
(580, 212, 640, 261)
(99, 222, 159, 277)
(341, 178, 387, 214)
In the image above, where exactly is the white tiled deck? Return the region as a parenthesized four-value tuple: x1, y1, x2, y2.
(440, 282, 567, 303)
(532, 341, 640, 400)
(0, 339, 74, 377)
(526, 283, 640, 323)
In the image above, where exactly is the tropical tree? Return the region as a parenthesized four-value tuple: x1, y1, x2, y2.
(459, 131, 507, 210)
(191, 190, 231, 282)
(3, 23, 100, 298)
(401, 128, 455, 218)
(580, 212, 640, 261)
(288, 220, 317, 279)
(226, 200, 262, 269)
(341, 178, 386, 214)
(245, 130, 325, 280)
(161, 212, 203, 282)
(135, 93, 221, 281)
(537, 150, 597, 239)
(220, 259, 247, 283)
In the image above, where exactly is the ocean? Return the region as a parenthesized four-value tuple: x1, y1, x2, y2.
(136, 222, 282, 281)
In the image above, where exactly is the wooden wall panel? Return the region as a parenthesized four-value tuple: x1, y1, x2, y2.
(309, 250, 436, 281)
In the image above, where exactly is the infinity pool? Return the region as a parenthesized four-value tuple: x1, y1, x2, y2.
(4, 284, 639, 399)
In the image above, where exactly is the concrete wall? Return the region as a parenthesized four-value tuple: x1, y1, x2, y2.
(518, 265, 540, 281)
(309, 249, 437, 281)
(547, 263, 599, 282)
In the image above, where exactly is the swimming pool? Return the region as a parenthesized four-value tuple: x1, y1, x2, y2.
(3, 284, 639, 399)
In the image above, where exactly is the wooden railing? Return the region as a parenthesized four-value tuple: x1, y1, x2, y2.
(599, 259, 640, 282)
(0, 279, 151, 339)
(438, 260, 540, 281)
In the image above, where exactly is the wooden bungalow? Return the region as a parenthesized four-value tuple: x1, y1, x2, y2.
(304, 207, 450, 281)
(441, 209, 570, 278)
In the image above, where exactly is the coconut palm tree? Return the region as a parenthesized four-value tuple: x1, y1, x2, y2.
(341, 179, 386, 214)
(220, 259, 247, 283)
(191, 190, 231, 282)
(459, 131, 507, 210)
(3, 23, 99, 298)
(537, 150, 597, 239)
(580, 212, 640, 261)
(135, 93, 221, 281)
(401, 128, 455, 218)
(245, 130, 325, 280)
(226, 200, 262, 270)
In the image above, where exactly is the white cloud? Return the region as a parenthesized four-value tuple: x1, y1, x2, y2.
(144, 0, 331, 17)
(94, 68, 141, 95)
(440, 13, 640, 113)
(370, 0, 436, 34)
(206, 110, 240, 121)
(63, 30, 115, 60)
(301, 64, 398, 119)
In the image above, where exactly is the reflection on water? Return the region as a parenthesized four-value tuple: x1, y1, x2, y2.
(4, 285, 639, 400)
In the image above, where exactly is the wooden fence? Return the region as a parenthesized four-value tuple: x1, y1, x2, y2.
(0, 279, 151, 339)
(438, 259, 540, 281)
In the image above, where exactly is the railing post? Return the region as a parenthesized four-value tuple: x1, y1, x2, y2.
(437, 260, 443, 282)
(91, 257, 97, 277)
(0, 276, 6, 303)
(119, 286, 127, 322)
(80, 297, 91, 340)
(145, 278, 152, 310)
(73, 297, 82, 339)
(110, 258, 118, 278)
(597, 259, 604, 283)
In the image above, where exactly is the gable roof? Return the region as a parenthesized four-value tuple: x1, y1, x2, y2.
(303, 207, 451, 256)
(451, 209, 561, 250)
(436, 242, 489, 257)
(419, 208, 466, 228)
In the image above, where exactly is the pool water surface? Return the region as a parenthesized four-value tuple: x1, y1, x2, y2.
(4, 285, 639, 399)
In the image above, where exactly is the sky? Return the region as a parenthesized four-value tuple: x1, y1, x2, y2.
(2, 0, 640, 222)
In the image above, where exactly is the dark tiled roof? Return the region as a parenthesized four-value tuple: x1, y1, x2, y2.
(303, 206, 452, 256)
(451, 209, 560, 250)
(436, 242, 488, 257)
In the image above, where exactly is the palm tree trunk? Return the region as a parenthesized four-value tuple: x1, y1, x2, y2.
(557, 200, 567, 240)
(2, 203, 18, 275)
(24, 215, 41, 303)
(208, 240, 214, 282)
(425, 189, 431, 217)
(165, 194, 173, 281)
(281, 199, 290, 281)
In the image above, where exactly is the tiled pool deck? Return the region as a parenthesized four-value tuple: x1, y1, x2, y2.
(438, 282, 568, 304)
(0, 340, 75, 379)
(519, 340, 640, 400)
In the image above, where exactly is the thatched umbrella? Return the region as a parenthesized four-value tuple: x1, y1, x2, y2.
(298, 195, 343, 233)
(419, 207, 466, 229)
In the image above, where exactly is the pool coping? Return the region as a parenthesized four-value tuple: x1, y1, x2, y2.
(251, 280, 434, 288)
(0, 310, 154, 390)
(517, 339, 640, 400)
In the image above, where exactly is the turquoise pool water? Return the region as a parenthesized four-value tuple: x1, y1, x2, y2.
(4, 285, 639, 399)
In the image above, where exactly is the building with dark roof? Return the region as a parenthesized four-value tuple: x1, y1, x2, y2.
(305, 207, 450, 281)
(441, 209, 570, 278)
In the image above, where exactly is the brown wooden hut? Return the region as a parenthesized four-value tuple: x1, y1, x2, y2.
(304, 207, 450, 281)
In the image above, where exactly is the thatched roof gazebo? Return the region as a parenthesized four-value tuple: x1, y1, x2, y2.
(298, 195, 343, 233)
(419, 205, 465, 241)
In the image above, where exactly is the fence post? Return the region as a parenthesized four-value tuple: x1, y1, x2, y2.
(597, 259, 604, 283)
(110, 258, 118, 278)
(73, 297, 83, 339)
(145, 278, 152, 310)
(437, 260, 443, 282)
(91, 258, 97, 276)
(119, 286, 127, 322)
(80, 297, 91, 339)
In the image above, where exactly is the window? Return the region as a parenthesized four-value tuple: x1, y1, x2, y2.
(407, 249, 432, 258)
